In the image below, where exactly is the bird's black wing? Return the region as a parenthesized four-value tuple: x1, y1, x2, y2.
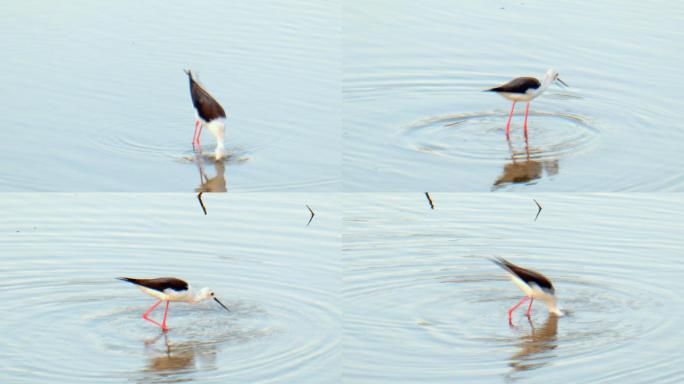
(117, 277, 189, 293)
(491, 257, 555, 294)
(185, 70, 227, 121)
(487, 77, 541, 94)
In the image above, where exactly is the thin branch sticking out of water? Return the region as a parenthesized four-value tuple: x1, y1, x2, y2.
(533, 198, 543, 221)
(197, 192, 208, 215)
(425, 192, 435, 210)
(306, 205, 315, 226)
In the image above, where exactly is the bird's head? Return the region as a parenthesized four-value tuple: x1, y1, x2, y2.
(197, 287, 230, 311)
(214, 144, 227, 161)
(546, 68, 568, 88)
(542, 295, 564, 317)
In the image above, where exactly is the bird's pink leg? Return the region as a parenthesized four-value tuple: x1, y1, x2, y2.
(192, 120, 201, 146)
(196, 123, 203, 148)
(523, 102, 530, 138)
(142, 300, 164, 329)
(507, 296, 528, 320)
(524, 297, 534, 316)
(505, 101, 516, 137)
(160, 301, 170, 331)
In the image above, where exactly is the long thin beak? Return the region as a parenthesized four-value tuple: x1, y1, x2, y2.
(556, 77, 568, 87)
(214, 297, 230, 311)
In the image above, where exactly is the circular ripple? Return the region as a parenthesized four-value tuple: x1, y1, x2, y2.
(399, 111, 600, 162)
(87, 120, 279, 163)
(89, 128, 247, 163)
(0, 273, 337, 383)
(344, 255, 683, 382)
(419, 274, 673, 355)
(0, 200, 338, 383)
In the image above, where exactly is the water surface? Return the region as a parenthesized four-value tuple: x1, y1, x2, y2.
(343, 193, 684, 382)
(0, 193, 339, 383)
(343, 1, 684, 191)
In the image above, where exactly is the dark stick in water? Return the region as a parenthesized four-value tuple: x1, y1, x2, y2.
(306, 205, 315, 226)
(425, 192, 435, 210)
(197, 192, 208, 215)
(533, 198, 543, 221)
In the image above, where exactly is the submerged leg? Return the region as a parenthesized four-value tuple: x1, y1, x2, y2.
(524, 297, 534, 316)
(505, 101, 517, 137)
(161, 301, 170, 331)
(523, 102, 530, 138)
(142, 300, 164, 329)
(507, 296, 528, 320)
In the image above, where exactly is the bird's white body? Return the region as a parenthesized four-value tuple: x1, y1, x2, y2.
(497, 91, 539, 102)
(136, 285, 212, 304)
(505, 271, 563, 316)
(201, 117, 227, 160)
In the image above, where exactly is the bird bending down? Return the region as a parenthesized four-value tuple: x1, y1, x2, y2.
(184, 69, 228, 160)
(118, 277, 230, 331)
(491, 257, 563, 323)
(486, 68, 568, 138)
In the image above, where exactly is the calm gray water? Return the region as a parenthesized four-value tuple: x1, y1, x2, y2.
(0, 0, 339, 191)
(344, 1, 684, 191)
(0, 194, 339, 383)
(343, 194, 684, 383)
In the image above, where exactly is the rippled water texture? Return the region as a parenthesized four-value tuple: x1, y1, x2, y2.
(343, 1, 684, 191)
(0, 0, 339, 191)
(0, 194, 339, 383)
(343, 194, 684, 383)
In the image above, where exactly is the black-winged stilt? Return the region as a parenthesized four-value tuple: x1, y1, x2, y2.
(491, 257, 563, 323)
(118, 277, 230, 331)
(486, 68, 568, 138)
(184, 69, 228, 160)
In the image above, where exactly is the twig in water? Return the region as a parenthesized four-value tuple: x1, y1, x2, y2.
(306, 205, 315, 226)
(533, 198, 543, 221)
(425, 192, 435, 210)
(197, 192, 208, 215)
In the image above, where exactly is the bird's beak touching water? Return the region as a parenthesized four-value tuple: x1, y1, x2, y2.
(556, 77, 568, 87)
(214, 297, 230, 311)
(214, 145, 227, 161)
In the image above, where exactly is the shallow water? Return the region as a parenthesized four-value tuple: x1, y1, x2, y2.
(343, 1, 684, 191)
(343, 193, 684, 383)
(0, 0, 339, 191)
(0, 194, 339, 383)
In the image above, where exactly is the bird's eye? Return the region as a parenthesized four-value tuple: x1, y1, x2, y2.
(211, 292, 215, 296)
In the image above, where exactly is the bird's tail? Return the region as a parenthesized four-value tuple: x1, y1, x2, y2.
(490, 256, 513, 272)
(184, 69, 193, 80)
(117, 277, 136, 284)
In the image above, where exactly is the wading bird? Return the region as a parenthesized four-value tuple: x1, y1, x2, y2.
(184, 69, 228, 160)
(486, 68, 568, 138)
(491, 257, 563, 323)
(118, 277, 230, 331)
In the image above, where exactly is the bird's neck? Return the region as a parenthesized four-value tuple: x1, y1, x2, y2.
(537, 74, 555, 94)
(190, 293, 204, 304)
(544, 297, 563, 316)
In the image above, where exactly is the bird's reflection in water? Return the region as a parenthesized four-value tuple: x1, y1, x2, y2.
(194, 149, 227, 193)
(493, 138, 559, 190)
(140, 331, 218, 383)
(507, 314, 559, 378)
